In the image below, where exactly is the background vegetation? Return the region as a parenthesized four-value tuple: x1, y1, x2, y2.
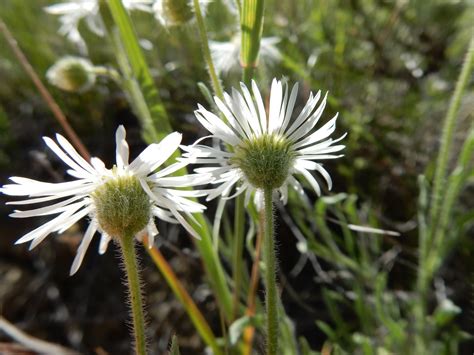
(0, 0, 473, 354)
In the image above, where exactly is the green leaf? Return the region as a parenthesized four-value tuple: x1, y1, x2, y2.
(170, 335, 181, 355)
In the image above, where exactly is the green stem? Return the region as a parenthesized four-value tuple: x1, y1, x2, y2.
(232, 194, 246, 319)
(427, 35, 474, 238)
(119, 235, 147, 355)
(241, 0, 265, 82)
(193, 0, 224, 100)
(263, 187, 278, 355)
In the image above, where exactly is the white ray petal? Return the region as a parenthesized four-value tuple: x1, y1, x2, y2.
(226, 91, 253, 138)
(129, 132, 182, 175)
(15, 202, 85, 245)
(293, 115, 339, 149)
(279, 82, 299, 134)
(154, 173, 212, 187)
(169, 208, 201, 240)
(268, 79, 283, 133)
(115, 125, 129, 169)
(295, 159, 333, 190)
(214, 96, 248, 139)
(10, 194, 87, 218)
(240, 82, 262, 135)
(195, 106, 240, 145)
(152, 206, 178, 224)
(43, 137, 92, 177)
(70, 220, 98, 275)
(296, 167, 321, 196)
(250, 80, 268, 132)
(55, 205, 92, 234)
(287, 94, 329, 142)
(98, 232, 112, 254)
(285, 90, 322, 137)
(55, 134, 96, 174)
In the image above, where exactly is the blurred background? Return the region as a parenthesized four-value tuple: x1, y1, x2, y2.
(0, 0, 473, 354)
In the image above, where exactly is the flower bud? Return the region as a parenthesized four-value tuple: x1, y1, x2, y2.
(231, 134, 296, 189)
(92, 174, 151, 239)
(46, 56, 96, 93)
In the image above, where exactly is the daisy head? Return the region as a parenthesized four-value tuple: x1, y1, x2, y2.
(182, 79, 346, 205)
(1, 126, 206, 275)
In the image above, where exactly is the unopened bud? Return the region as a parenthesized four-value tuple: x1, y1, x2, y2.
(46, 56, 96, 93)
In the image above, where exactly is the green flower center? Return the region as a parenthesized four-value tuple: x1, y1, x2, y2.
(92, 174, 151, 239)
(231, 134, 296, 189)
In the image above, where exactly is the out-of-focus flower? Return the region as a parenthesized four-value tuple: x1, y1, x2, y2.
(45, 0, 153, 53)
(182, 79, 346, 206)
(1, 126, 206, 275)
(46, 56, 96, 93)
(210, 35, 281, 74)
(153, 0, 210, 27)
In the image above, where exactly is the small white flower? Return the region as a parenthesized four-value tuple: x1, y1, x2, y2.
(45, 0, 153, 53)
(1, 126, 206, 275)
(182, 79, 346, 205)
(210, 36, 281, 75)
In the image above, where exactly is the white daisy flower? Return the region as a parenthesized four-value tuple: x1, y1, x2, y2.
(210, 36, 281, 75)
(1, 126, 206, 275)
(182, 79, 346, 206)
(45, 0, 153, 53)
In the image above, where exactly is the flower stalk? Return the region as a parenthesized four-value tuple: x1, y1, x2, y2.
(263, 187, 278, 355)
(192, 0, 224, 100)
(119, 234, 147, 355)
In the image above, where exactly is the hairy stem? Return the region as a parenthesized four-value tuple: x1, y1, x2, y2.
(263, 187, 278, 355)
(119, 235, 147, 355)
(428, 35, 474, 240)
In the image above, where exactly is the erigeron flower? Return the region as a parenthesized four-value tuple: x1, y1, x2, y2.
(153, 0, 210, 27)
(182, 79, 346, 205)
(45, 0, 153, 53)
(210, 36, 281, 75)
(1, 126, 206, 275)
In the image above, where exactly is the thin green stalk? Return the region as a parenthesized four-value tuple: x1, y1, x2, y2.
(429, 124, 474, 272)
(263, 187, 278, 355)
(232, 195, 246, 319)
(241, 0, 265, 83)
(193, 0, 224, 100)
(427, 35, 474, 238)
(120, 235, 147, 355)
(416, 34, 474, 352)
